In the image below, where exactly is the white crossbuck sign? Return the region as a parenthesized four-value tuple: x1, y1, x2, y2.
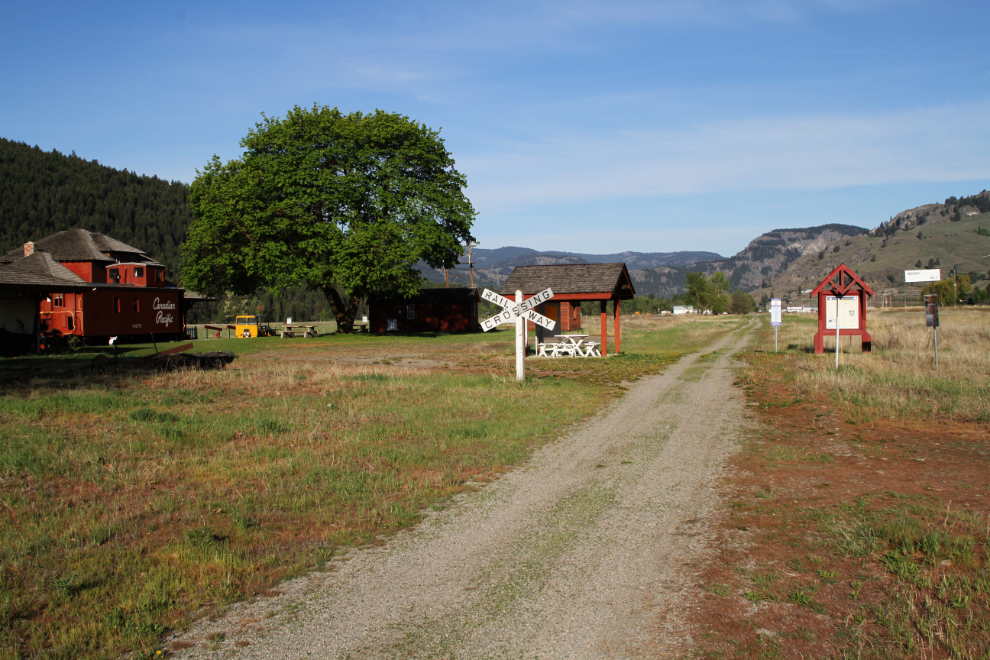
(480, 288, 556, 331)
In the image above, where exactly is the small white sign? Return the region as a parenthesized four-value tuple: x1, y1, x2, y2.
(825, 295, 859, 330)
(770, 298, 782, 327)
(905, 269, 941, 283)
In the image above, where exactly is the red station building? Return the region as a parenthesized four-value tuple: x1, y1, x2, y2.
(0, 229, 192, 346)
(368, 287, 480, 333)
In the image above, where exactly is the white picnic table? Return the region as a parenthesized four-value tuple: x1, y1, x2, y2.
(536, 334, 601, 357)
(279, 324, 319, 338)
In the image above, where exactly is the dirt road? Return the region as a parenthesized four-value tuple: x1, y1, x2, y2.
(170, 321, 755, 659)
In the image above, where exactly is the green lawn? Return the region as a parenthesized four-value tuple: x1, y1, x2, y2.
(0, 314, 749, 659)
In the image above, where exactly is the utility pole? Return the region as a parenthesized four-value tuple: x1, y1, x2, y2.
(468, 242, 475, 288)
(444, 267, 449, 288)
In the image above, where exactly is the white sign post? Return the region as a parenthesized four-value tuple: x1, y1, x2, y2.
(770, 298, 782, 353)
(480, 287, 556, 381)
(825, 295, 858, 368)
(515, 291, 527, 382)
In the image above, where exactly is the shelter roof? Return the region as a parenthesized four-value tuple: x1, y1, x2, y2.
(0, 228, 150, 264)
(809, 263, 875, 298)
(368, 287, 480, 305)
(499, 263, 635, 300)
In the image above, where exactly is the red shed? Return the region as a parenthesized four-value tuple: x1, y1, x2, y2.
(368, 287, 480, 333)
(810, 263, 874, 354)
(499, 263, 635, 356)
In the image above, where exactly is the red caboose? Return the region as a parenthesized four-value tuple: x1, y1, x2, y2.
(1, 229, 190, 344)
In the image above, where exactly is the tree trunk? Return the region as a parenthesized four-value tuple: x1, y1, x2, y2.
(322, 286, 361, 333)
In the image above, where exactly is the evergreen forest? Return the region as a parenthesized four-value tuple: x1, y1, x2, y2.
(0, 138, 341, 323)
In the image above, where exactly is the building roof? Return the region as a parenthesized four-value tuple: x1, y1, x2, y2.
(0, 251, 92, 290)
(1, 228, 151, 264)
(368, 287, 480, 305)
(499, 263, 635, 300)
(809, 263, 875, 298)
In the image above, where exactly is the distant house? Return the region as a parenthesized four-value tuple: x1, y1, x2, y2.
(368, 287, 480, 333)
(672, 305, 695, 315)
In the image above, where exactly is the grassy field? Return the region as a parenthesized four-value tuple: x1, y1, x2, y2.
(682, 307, 990, 659)
(0, 314, 746, 659)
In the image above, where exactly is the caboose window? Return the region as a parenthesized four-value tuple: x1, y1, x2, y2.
(133, 297, 140, 313)
(109, 269, 120, 283)
(407, 304, 415, 320)
(114, 297, 121, 313)
(134, 267, 144, 278)
(53, 293, 64, 307)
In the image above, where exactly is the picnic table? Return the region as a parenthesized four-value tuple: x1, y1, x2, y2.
(536, 334, 601, 358)
(279, 324, 319, 338)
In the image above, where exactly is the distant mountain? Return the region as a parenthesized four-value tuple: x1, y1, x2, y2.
(420, 248, 723, 293)
(755, 191, 990, 302)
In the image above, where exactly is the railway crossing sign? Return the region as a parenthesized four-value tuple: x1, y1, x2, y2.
(480, 288, 556, 332)
(480, 288, 556, 382)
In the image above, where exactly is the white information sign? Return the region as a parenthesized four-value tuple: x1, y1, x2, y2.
(905, 269, 941, 283)
(770, 299, 782, 327)
(479, 288, 556, 332)
(825, 295, 859, 330)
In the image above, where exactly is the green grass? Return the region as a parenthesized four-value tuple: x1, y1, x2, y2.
(0, 315, 745, 658)
(0, 364, 603, 659)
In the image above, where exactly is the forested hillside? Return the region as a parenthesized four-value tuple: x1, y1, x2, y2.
(0, 138, 191, 277)
(0, 139, 345, 323)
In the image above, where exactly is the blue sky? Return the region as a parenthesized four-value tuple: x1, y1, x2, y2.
(2, 1, 988, 257)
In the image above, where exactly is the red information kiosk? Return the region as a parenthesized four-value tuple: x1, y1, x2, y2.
(810, 264, 874, 354)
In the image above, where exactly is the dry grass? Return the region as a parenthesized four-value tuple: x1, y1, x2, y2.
(765, 308, 990, 422)
(677, 308, 990, 660)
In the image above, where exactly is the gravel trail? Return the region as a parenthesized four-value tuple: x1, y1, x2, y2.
(170, 321, 755, 659)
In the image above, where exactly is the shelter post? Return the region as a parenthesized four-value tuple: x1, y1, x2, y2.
(614, 298, 621, 354)
(600, 300, 608, 357)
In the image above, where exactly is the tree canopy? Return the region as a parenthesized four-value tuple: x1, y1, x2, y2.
(182, 105, 476, 331)
(684, 271, 730, 314)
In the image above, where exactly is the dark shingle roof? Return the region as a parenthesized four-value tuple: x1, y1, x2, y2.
(499, 263, 635, 299)
(0, 252, 90, 289)
(368, 287, 480, 305)
(1, 228, 149, 264)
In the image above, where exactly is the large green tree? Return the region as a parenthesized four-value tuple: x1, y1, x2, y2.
(182, 105, 475, 331)
(684, 271, 730, 314)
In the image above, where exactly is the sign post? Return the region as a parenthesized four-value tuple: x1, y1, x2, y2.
(835, 296, 841, 368)
(924, 294, 940, 371)
(479, 288, 556, 381)
(515, 290, 525, 382)
(770, 298, 782, 352)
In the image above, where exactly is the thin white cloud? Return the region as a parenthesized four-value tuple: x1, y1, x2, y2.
(461, 101, 990, 210)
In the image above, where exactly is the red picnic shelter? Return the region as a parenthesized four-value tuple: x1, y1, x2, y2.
(499, 263, 636, 356)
